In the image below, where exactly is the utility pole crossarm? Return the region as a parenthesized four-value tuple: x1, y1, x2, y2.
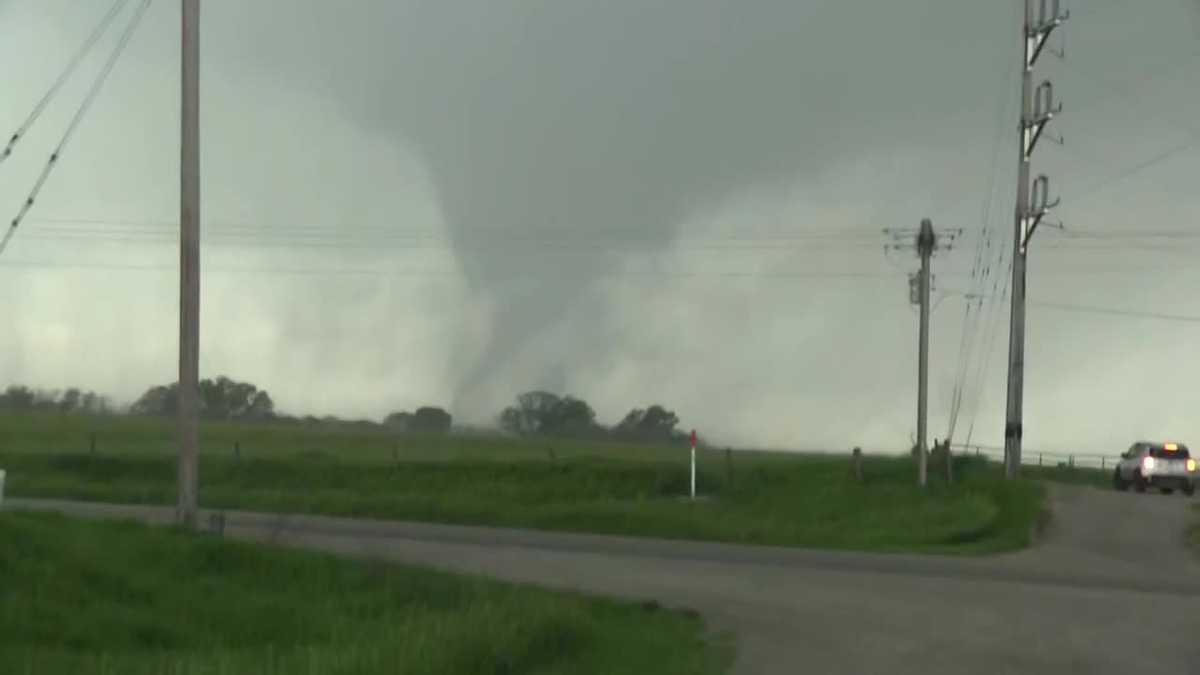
(1027, 0, 1069, 66)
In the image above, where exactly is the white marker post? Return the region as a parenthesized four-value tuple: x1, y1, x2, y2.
(689, 429, 697, 500)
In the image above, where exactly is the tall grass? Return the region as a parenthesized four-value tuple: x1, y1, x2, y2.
(0, 511, 729, 675)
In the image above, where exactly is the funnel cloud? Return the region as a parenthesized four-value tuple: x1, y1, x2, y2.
(0, 0, 1198, 452)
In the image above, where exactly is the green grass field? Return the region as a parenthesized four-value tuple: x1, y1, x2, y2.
(0, 413, 1046, 554)
(0, 511, 729, 675)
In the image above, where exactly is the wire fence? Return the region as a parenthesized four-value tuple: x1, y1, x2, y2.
(952, 444, 1114, 471)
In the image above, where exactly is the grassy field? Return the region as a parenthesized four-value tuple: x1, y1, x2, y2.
(0, 511, 728, 675)
(0, 413, 1046, 554)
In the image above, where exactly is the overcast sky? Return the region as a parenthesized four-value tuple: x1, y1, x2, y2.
(0, 0, 1198, 452)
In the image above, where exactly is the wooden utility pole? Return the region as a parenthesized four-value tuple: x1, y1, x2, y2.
(177, 0, 201, 529)
(884, 223, 958, 487)
(915, 219, 937, 488)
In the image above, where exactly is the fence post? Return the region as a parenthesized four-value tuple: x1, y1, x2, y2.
(852, 447, 863, 482)
(725, 448, 735, 486)
(1038, 453, 1043, 467)
(1069, 455, 1075, 469)
(1101, 456, 1105, 470)
(945, 443, 953, 484)
(234, 441, 241, 461)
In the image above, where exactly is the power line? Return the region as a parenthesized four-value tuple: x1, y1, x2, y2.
(1068, 134, 1200, 207)
(962, 210, 1016, 451)
(1018, 267, 1200, 276)
(1029, 300, 1200, 324)
(1040, 243, 1200, 254)
(1045, 23, 1200, 221)
(0, 0, 131, 169)
(944, 288, 1200, 324)
(11, 228, 889, 244)
(950, 161, 1017, 442)
(1051, 228, 1200, 240)
(0, 257, 905, 280)
(10, 216, 890, 253)
(947, 13, 1022, 444)
(1060, 44, 1200, 137)
(21, 216, 885, 242)
(0, 0, 153, 257)
(962, 243, 1012, 450)
(7, 236, 890, 253)
(28, 216, 887, 238)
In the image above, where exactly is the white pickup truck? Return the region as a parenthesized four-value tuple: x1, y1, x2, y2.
(1113, 441, 1196, 496)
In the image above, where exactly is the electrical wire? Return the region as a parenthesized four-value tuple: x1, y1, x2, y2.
(20, 217, 885, 242)
(1051, 228, 1200, 240)
(946, 9, 1021, 444)
(1060, 45, 1200, 137)
(0, 0, 131, 169)
(962, 253, 1012, 450)
(0, 257, 905, 281)
(1069, 135, 1200, 209)
(959, 170, 1018, 449)
(1029, 300, 1200, 323)
(9, 237, 891, 256)
(10, 215, 888, 253)
(949, 285, 1200, 452)
(0, 0, 153, 257)
(951, 71, 1021, 440)
(945, 291, 1200, 325)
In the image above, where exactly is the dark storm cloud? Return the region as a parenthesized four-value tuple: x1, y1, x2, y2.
(4, 0, 1200, 451)
(208, 0, 1016, 416)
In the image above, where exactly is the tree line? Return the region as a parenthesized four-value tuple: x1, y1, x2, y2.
(131, 376, 276, 421)
(498, 390, 687, 444)
(1, 378, 690, 444)
(0, 385, 113, 415)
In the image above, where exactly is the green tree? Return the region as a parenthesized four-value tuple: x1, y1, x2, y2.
(411, 406, 453, 433)
(383, 411, 414, 431)
(132, 376, 274, 421)
(0, 386, 37, 411)
(615, 404, 681, 442)
(499, 391, 601, 439)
